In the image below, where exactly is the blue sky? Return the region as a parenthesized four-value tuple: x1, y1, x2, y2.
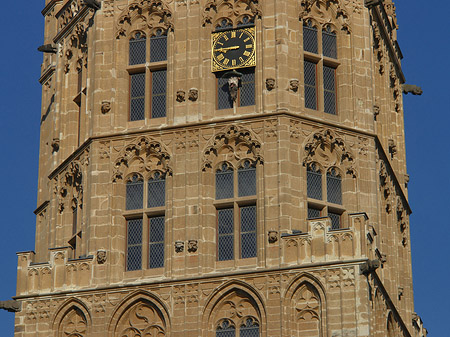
(0, 1, 448, 335)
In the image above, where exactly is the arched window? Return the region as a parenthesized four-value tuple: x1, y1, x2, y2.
(215, 160, 257, 261)
(216, 319, 236, 337)
(306, 164, 344, 229)
(125, 172, 167, 271)
(303, 20, 339, 115)
(239, 317, 259, 337)
(128, 29, 167, 121)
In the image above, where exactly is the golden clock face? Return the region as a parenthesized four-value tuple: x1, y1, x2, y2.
(211, 27, 256, 72)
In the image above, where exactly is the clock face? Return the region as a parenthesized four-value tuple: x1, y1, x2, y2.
(211, 27, 256, 72)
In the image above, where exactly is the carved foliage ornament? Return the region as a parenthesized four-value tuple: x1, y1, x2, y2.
(116, 302, 166, 337)
(202, 125, 263, 171)
(299, 0, 351, 33)
(60, 307, 87, 337)
(113, 136, 172, 182)
(303, 129, 357, 177)
(116, 0, 174, 39)
(203, 0, 261, 27)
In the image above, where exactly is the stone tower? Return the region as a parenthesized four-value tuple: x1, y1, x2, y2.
(13, 0, 427, 336)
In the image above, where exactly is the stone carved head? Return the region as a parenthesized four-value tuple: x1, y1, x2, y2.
(289, 79, 299, 92)
(188, 88, 199, 101)
(187, 240, 198, 253)
(175, 241, 184, 253)
(97, 250, 107, 264)
(176, 90, 186, 103)
(266, 78, 275, 91)
(101, 101, 111, 114)
(268, 230, 278, 244)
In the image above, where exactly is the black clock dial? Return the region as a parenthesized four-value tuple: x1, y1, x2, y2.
(212, 27, 256, 72)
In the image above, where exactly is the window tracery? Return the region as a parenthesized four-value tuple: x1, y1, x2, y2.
(115, 302, 166, 337)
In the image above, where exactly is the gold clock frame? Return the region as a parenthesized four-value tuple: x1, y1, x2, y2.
(211, 26, 256, 73)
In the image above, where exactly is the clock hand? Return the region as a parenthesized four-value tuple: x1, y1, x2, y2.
(215, 46, 240, 53)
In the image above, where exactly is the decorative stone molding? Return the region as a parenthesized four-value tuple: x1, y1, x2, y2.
(202, 125, 263, 171)
(303, 129, 357, 177)
(115, 0, 174, 39)
(203, 0, 261, 27)
(299, 0, 351, 34)
(112, 136, 172, 182)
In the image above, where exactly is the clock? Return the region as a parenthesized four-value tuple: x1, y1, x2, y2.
(211, 27, 256, 72)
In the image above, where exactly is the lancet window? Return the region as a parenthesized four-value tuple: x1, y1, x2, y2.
(215, 160, 257, 261)
(125, 171, 166, 271)
(303, 20, 339, 115)
(307, 163, 343, 229)
(128, 29, 167, 121)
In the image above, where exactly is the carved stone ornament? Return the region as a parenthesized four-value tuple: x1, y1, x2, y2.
(299, 0, 351, 34)
(51, 138, 60, 153)
(112, 136, 172, 182)
(228, 77, 239, 102)
(373, 104, 380, 118)
(202, 125, 263, 171)
(289, 79, 299, 92)
(203, 0, 262, 27)
(0, 300, 21, 313)
(176, 90, 186, 102)
(268, 230, 278, 244)
(97, 250, 107, 264)
(175, 241, 184, 253)
(115, 0, 174, 39)
(265, 78, 275, 91)
(388, 139, 397, 157)
(402, 84, 423, 96)
(188, 88, 199, 101)
(187, 240, 198, 253)
(303, 129, 357, 177)
(101, 100, 111, 114)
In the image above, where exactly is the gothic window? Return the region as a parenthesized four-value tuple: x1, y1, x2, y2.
(125, 171, 166, 271)
(215, 161, 257, 261)
(306, 163, 343, 229)
(303, 21, 339, 115)
(215, 317, 259, 337)
(128, 30, 167, 121)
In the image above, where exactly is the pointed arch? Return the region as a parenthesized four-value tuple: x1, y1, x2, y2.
(112, 136, 172, 182)
(202, 280, 266, 337)
(283, 273, 327, 337)
(299, 0, 351, 34)
(203, 0, 262, 28)
(303, 128, 356, 177)
(51, 298, 92, 337)
(115, 0, 173, 39)
(108, 290, 171, 337)
(202, 125, 263, 171)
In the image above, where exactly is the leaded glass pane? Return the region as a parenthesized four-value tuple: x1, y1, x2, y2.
(126, 175, 143, 210)
(304, 61, 317, 110)
(303, 23, 318, 54)
(308, 206, 321, 219)
(150, 31, 167, 62)
(237, 16, 254, 27)
(129, 33, 146, 65)
(307, 164, 322, 200)
(240, 69, 255, 107)
(327, 169, 342, 204)
(323, 66, 336, 115)
(127, 219, 142, 271)
(148, 173, 165, 208)
(149, 216, 165, 268)
(218, 76, 233, 109)
(218, 208, 234, 261)
(240, 318, 259, 337)
(238, 162, 256, 197)
(130, 73, 146, 121)
(216, 164, 234, 200)
(216, 320, 236, 337)
(241, 206, 257, 259)
(323, 28, 337, 59)
(328, 211, 341, 230)
(216, 19, 233, 31)
(151, 69, 166, 118)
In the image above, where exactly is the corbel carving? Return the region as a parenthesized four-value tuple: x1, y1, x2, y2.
(360, 259, 380, 275)
(265, 78, 275, 91)
(175, 241, 185, 253)
(101, 101, 111, 114)
(51, 138, 60, 153)
(187, 240, 198, 253)
(188, 88, 199, 101)
(176, 90, 186, 102)
(96, 250, 107, 264)
(268, 230, 278, 244)
(289, 79, 299, 92)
